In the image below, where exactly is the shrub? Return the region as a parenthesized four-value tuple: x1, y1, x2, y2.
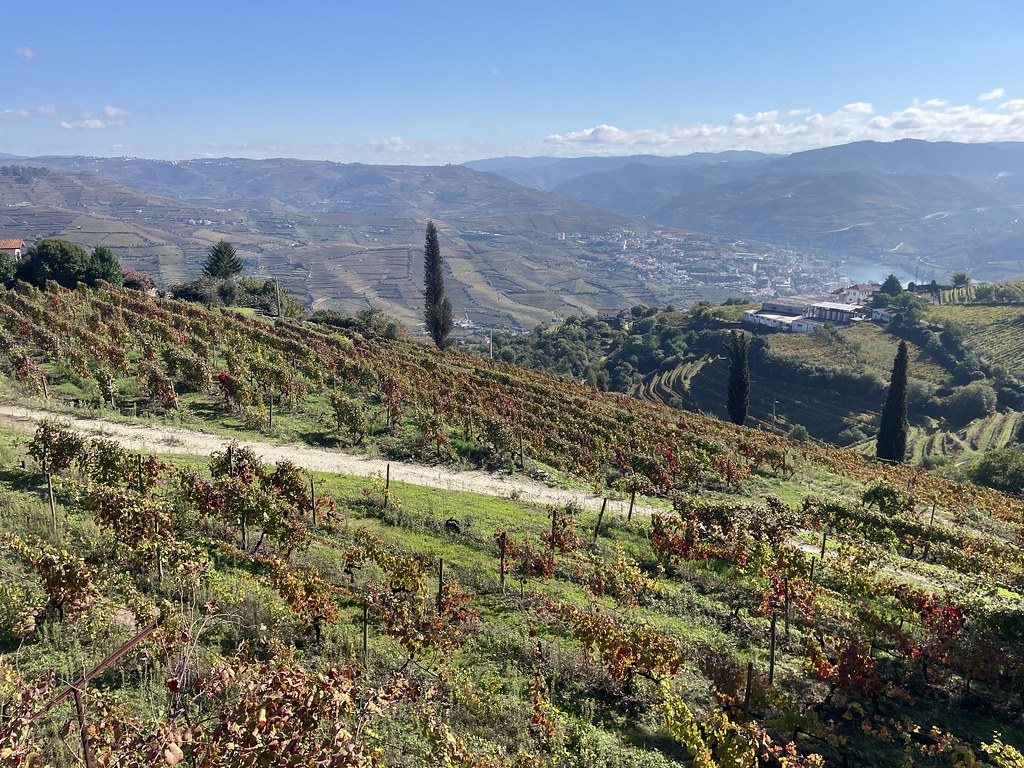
(944, 382, 997, 426)
(169, 277, 225, 306)
(787, 424, 810, 443)
(968, 447, 1024, 494)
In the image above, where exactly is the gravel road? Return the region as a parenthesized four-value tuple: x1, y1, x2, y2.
(0, 404, 648, 516)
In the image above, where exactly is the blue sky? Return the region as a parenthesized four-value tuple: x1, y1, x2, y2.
(4, 1, 1024, 163)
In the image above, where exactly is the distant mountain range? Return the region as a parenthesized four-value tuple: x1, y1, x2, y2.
(464, 151, 773, 192)
(6, 139, 1024, 328)
(470, 140, 1024, 282)
(0, 157, 734, 328)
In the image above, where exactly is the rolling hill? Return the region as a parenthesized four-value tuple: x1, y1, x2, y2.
(475, 140, 1024, 283)
(0, 160, 733, 328)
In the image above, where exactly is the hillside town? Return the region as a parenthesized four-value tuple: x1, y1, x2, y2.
(574, 227, 848, 297)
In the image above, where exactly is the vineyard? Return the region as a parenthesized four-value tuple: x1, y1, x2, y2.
(846, 410, 1024, 467)
(642, 355, 879, 442)
(766, 324, 952, 388)
(927, 304, 1024, 373)
(1, 283, 1024, 766)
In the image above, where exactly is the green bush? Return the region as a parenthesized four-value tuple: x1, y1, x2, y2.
(969, 447, 1024, 494)
(944, 382, 997, 425)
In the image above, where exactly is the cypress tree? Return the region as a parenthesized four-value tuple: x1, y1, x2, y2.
(203, 240, 244, 279)
(726, 330, 750, 426)
(876, 341, 909, 462)
(423, 221, 453, 348)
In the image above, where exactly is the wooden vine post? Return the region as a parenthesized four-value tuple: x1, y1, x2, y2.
(46, 469, 57, 534)
(923, 502, 938, 561)
(140, 454, 164, 586)
(819, 529, 828, 560)
(310, 475, 317, 529)
(362, 603, 369, 665)
(768, 613, 778, 686)
(743, 661, 754, 711)
(437, 558, 445, 611)
(783, 577, 790, 641)
(31, 618, 161, 768)
(228, 445, 248, 549)
(627, 488, 636, 521)
(549, 507, 558, 560)
(498, 532, 507, 593)
(593, 498, 607, 545)
(73, 687, 95, 768)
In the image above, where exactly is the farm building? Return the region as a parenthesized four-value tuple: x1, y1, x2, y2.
(0, 239, 24, 259)
(743, 297, 868, 333)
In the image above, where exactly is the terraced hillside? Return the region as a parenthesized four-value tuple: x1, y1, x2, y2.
(3, 283, 1024, 766)
(1, 163, 726, 329)
(633, 313, 1024, 466)
(767, 323, 952, 387)
(928, 303, 1024, 373)
(3, 283, 1024, 765)
(646, 354, 879, 439)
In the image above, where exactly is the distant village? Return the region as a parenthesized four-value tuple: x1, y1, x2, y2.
(572, 227, 847, 297)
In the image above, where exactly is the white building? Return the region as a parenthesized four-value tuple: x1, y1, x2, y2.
(0, 239, 24, 260)
(842, 283, 881, 304)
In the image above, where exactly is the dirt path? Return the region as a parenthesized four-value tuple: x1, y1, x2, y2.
(0, 404, 650, 517)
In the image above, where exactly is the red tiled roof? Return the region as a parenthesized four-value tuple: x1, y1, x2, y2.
(0, 239, 24, 249)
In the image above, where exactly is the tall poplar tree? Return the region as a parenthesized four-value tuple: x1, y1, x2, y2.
(726, 330, 749, 426)
(423, 221, 453, 348)
(876, 341, 909, 462)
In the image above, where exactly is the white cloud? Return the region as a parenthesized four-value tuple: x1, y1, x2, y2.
(14, 47, 34, 60)
(541, 96, 1024, 157)
(61, 118, 116, 130)
(979, 88, 1005, 101)
(57, 105, 129, 130)
(34, 105, 57, 117)
(370, 136, 413, 154)
(0, 109, 30, 122)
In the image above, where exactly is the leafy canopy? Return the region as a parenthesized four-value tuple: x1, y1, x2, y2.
(203, 239, 244, 280)
(16, 238, 123, 289)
